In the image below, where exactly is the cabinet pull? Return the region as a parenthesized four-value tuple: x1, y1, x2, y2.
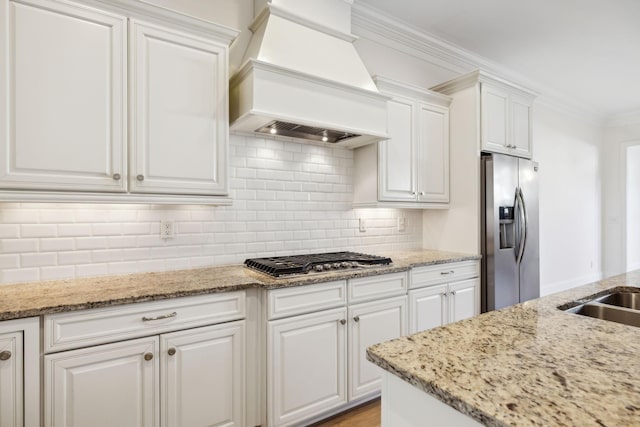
(144, 352, 154, 361)
(0, 350, 11, 361)
(136, 174, 145, 181)
(339, 319, 346, 325)
(112, 173, 121, 181)
(451, 290, 457, 296)
(167, 348, 177, 356)
(440, 271, 454, 275)
(142, 311, 177, 322)
(353, 316, 360, 322)
(419, 191, 425, 196)
(442, 292, 448, 297)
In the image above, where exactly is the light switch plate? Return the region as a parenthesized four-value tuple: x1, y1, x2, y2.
(359, 218, 367, 232)
(397, 217, 407, 232)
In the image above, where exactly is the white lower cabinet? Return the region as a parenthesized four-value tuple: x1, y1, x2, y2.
(0, 317, 39, 427)
(44, 292, 246, 427)
(409, 261, 480, 334)
(266, 274, 407, 426)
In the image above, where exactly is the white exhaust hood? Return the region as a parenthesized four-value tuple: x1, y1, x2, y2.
(229, 0, 389, 148)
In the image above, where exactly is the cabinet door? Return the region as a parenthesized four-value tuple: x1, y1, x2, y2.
(408, 284, 447, 334)
(480, 84, 509, 154)
(0, 0, 127, 192)
(379, 97, 416, 201)
(449, 278, 479, 323)
(417, 103, 449, 203)
(0, 332, 22, 427)
(130, 20, 228, 195)
(268, 307, 347, 426)
(348, 296, 407, 401)
(45, 336, 159, 427)
(511, 94, 532, 158)
(161, 321, 245, 427)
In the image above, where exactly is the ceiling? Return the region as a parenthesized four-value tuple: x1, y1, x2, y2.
(356, 0, 640, 119)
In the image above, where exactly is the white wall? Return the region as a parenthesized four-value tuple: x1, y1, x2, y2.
(0, 135, 422, 284)
(602, 114, 640, 276)
(533, 104, 603, 295)
(627, 145, 640, 270)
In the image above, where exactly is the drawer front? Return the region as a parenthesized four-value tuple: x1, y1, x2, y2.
(268, 281, 346, 320)
(44, 291, 245, 353)
(348, 272, 408, 304)
(410, 261, 479, 289)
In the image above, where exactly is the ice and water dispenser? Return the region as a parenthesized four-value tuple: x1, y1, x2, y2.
(499, 206, 515, 249)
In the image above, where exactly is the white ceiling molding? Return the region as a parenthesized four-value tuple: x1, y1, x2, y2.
(606, 110, 640, 128)
(351, 1, 605, 125)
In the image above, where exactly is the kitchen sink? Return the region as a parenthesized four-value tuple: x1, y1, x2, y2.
(564, 291, 640, 328)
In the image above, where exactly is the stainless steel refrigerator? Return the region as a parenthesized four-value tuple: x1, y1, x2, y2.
(481, 153, 540, 312)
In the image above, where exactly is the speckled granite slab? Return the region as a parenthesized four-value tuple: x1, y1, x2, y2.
(367, 270, 640, 427)
(0, 249, 479, 320)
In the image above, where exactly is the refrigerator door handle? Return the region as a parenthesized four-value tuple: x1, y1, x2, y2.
(516, 187, 528, 264)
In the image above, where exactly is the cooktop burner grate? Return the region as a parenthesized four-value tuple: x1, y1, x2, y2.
(244, 251, 392, 277)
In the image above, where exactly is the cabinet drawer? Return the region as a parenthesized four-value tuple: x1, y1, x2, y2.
(268, 281, 346, 320)
(44, 291, 245, 352)
(348, 272, 408, 304)
(410, 261, 479, 289)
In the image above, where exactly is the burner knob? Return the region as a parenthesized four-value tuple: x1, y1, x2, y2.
(341, 262, 350, 268)
(333, 263, 341, 269)
(324, 264, 332, 270)
(314, 265, 324, 272)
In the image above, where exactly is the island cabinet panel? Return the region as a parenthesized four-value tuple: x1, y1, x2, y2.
(161, 321, 245, 427)
(267, 307, 348, 426)
(0, 0, 127, 192)
(0, 317, 39, 427)
(348, 295, 407, 401)
(44, 336, 160, 427)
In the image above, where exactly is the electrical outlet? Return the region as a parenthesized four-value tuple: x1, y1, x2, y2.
(397, 217, 407, 232)
(359, 218, 367, 232)
(160, 220, 174, 239)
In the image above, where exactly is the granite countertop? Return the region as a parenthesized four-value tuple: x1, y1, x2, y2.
(0, 249, 479, 321)
(367, 271, 640, 427)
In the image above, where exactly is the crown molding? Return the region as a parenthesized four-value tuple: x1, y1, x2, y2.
(351, 1, 606, 125)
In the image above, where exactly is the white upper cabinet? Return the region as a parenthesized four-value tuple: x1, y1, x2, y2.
(129, 20, 228, 196)
(354, 77, 451, 208)
(0, 0, 127, 192)
(433, 70, 536, 159)
(0, 0, 237, 204)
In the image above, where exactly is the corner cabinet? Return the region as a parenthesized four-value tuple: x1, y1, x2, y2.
(354, 77, 451, 208)
(432, 70, 536, 159)
(0, 0, 237, 204)
(0, 317, 39, 427)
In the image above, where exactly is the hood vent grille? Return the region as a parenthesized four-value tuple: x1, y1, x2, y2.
(256, 120, 361, 143)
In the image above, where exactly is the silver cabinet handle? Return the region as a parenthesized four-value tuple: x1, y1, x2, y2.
(113, 173, 121, 181)
(136, 174, 145, 181)
(440, 271, 454, 275)
(411, 191, 416, 195)
(441, 292, 448, 297)
(451, 290, 457, 296)
(339, 319, 346, 325)
(0, 350, 11, 361)
(142, 311, 177, 322)
(353, 316, 360, 322)
(144, 352, 153, 361)
(419, 191, 425, 196)
(168, 348, 177, 356)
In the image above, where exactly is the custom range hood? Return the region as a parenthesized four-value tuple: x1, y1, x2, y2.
(230, 0, 389, 148)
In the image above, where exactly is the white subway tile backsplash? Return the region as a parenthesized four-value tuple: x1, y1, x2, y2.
(0, 135, 422, 285)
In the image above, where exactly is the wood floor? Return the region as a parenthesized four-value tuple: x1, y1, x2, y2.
(310, 398, 381, 427)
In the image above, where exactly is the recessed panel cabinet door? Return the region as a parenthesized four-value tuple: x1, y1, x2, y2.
(268, 307, 347, 426)
(348, 296, 407, 401)
(449, 278, 479, 323)
(511, 94, 532, 158)
(408, 284, 447, 334)
(481, 84, 509, 153)
(0, 332, 22, 427)
(45, 337, 159, 427)
(130, 20, 228, 195)
(161, 321, 245, 427)
(417, 103, 449, 203)
(0, 0, 127, 192)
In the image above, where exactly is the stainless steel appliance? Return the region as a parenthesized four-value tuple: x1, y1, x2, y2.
(481, 153, 539, 312)
(244, 252, 392, 277)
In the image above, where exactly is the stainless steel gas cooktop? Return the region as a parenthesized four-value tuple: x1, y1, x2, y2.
(244, 251, 392, 277)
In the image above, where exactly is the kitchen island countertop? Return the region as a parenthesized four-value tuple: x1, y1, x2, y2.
(367, 271, 640, 426)
(0, 249, 479, 320)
